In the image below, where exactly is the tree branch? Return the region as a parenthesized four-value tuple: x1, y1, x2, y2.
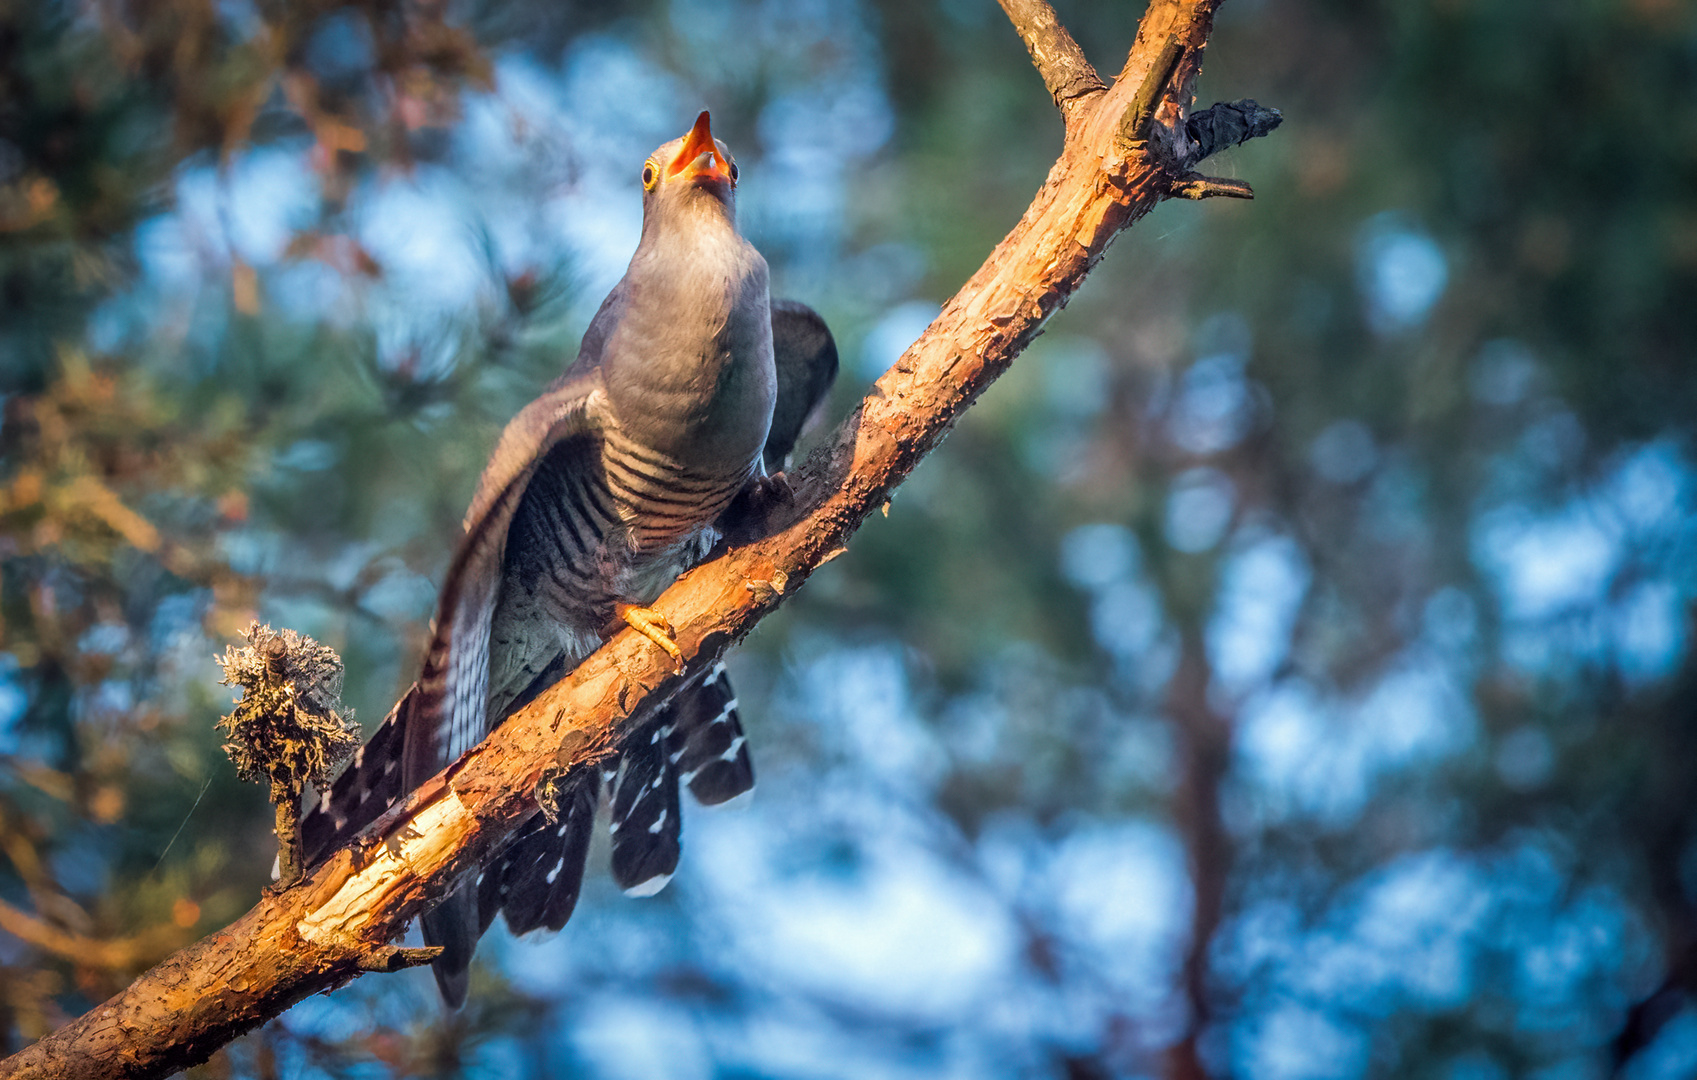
(995, 0, 1106, 116)
(1171, 173, 1256, 200)
(0, 2, 1263, 1076)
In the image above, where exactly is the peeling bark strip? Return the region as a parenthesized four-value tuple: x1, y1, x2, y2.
(0, 2, 1273, 1076)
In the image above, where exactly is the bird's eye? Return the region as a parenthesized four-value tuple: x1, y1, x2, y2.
(729, 161, 739, 183)
(641, 163, 656, 190)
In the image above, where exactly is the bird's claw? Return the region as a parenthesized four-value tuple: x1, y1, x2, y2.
(721, 470, 797, 544)
(615, 602, 684, 673)
(753, 470, 795, 509)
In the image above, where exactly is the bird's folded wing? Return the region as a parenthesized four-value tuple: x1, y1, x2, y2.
(765, 299, 839, 471)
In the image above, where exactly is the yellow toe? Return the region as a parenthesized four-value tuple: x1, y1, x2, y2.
(615, 602, 683, 672)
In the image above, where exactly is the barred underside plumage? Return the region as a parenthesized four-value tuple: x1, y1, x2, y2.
(298, 112, 836, 1008)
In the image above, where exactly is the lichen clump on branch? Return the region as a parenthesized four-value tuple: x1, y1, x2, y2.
(216, 622, 359, 885)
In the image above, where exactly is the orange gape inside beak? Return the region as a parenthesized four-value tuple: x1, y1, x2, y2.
(669, 110, 732, 184)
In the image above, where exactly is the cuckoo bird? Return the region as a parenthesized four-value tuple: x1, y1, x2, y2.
(299, 112, 838, 1006)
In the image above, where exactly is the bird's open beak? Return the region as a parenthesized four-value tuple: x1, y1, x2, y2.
(669, 111, 733, 186)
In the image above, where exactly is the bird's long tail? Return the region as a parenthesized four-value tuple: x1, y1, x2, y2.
(607, 658, 752, 893)
(418, 661, 754, 1001)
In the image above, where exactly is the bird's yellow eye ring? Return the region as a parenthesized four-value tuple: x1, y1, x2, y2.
(641, 162, 657, 190)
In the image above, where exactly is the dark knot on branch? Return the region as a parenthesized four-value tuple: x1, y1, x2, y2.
(1183, 98, 1283, 165)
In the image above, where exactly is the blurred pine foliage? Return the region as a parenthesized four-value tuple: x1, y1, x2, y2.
(1, 0, 1695, 1076)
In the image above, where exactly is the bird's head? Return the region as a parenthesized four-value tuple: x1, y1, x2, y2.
(640, 111, 739, 226)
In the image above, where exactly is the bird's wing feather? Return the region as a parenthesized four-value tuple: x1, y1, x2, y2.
(765, 299, 838, 470)
(412, 370, 608, 1008)
(544, 277, 628, 388)
(299, 685, 415, 866)
(409, 371, 609, 791)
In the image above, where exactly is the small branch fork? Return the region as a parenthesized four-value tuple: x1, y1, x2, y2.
(0, 2, 1279, 1077)
(996, 0, 1107, 115)
(999, 0, 1280, 196)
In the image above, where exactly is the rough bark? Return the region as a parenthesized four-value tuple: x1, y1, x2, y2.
(996, 0, 1107, 114)
(0, 1, 1273, 1076)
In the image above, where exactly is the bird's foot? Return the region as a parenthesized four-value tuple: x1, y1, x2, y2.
(750, 470, 795, 509)
(721, 471, 796, 544)
(615, 601, 684, 673)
